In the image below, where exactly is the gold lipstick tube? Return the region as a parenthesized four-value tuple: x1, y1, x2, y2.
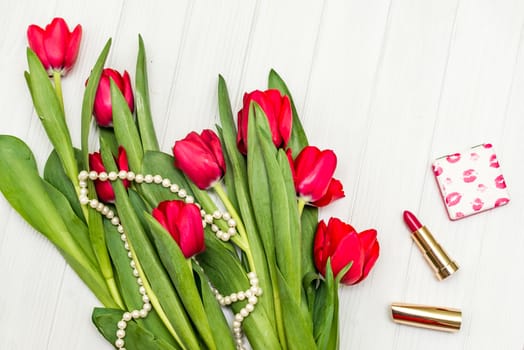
(391, 302, 462, 332)
(411, 226, 459, 280)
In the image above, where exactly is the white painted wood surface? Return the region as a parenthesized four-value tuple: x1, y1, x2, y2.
(1, 1, 523, 349)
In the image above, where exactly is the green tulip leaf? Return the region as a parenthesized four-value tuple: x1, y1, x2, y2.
(198, 234, 281, 350)
(276, 272, 316, 350)
(43, 181, 96, 265)
(0, 135, 115, 308)
(111, 80, 144, 171)
(193, 263, 236, 350)
(92, 308, 181, 350)
(44, 148, 85, 222)
(104, 219, 177, 347)
(81, 38, 111, 165)
(135, 34, 159, 152)
(146, 214, 217, 350)
(26, 48, 78, 187)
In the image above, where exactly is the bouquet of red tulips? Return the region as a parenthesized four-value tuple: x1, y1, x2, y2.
(0, 18, 380, 350)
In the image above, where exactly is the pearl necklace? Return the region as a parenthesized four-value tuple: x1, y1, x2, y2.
(77, 170, 261, 350)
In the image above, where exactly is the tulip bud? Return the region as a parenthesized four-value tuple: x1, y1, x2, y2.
(152, 200, 205, 258)
(89, 146, 130, 203)
(92, 68, 134, 127)
(27, 17, 82, 76)
(173, 129, 226, 190)
(237, 89, 292, 155)
(314, 218, 379, 285)
(288, 146, 344, 206)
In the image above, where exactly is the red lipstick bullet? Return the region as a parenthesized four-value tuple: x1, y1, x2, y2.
(403, 210, 459, 280)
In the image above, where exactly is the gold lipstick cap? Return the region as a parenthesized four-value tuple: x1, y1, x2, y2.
(391, 302, 461, 332)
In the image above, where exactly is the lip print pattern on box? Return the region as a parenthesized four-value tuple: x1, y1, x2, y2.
(432, 143, 510, 220)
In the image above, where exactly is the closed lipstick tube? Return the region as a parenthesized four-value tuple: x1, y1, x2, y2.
(391, 302, 462, 332)
(403, 210, 459, 280)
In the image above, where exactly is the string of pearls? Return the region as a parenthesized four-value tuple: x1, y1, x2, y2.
(210, 272, 262, 350)
(77, 169, 260, 350)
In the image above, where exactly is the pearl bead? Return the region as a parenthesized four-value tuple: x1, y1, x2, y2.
(233, 320, 241, 328)
(153, 175, 163, 184)
(78, 171, 88, 180)
(211, 224, 219, 232)
(222, 212, 231, 220)
(80, 188, 88, 196)
(237, 291, 245, 300)
(118, 225, 124, 233)
(139, 309, 148, 318)
(115, 339, 124, 348)
(162, 179, 171, 187)
(89, 199, 99, 208)
(245, 304, 254, 312)
(126, 171, 135, 181)
(117, 321, 127, 329)
(224, 296, 231, 305)
(135, 174, 144, 183)
(143, 303, 152, 311)
(122, 312, 132, 321)
(89, 171, 98, 180)
(230, 293, 238, 302)
(124, 243, 130, 250)
(234, 313, 244, 322)
(248, 296, 258, 305)
(185, 196, 194, 203)
(116, 329, 125, 338)
(106, 210, 114, 219)
(98, 172, 108, 181)
(127, 252, 133, 258)
(79, 196, 89, 205)
(178, 189, 187, 198)
(250, 277, 259, 286)
(247, 272, 256, 279)
(111, 217, 120, 225)
(132, 310, 140, 319)
(204, 214, 213, 223)
(132, 269, 139, 277)
(137, 278, 143, 285)
(170, 184, 179, 193)
(101, 207, 109, 215)
(213, 210, 222, 219)
(144, 174, 153, 183)
(228, 227, 237, 236)
(79, 180, 87, 188)
(240, 308, 249, 317)
(139, 286, 146, 294)
(227, 219, 236, 227)
(142, 295, 150, 303)
(120, 234, 127, 241)
(118, 170, 127, 179)
(130, 260, 136, 268)
(97, 203, 104, 212)
(108, 172, 118, 181)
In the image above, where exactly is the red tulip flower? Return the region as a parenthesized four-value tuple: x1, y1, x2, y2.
(92, 68, 134, 127)
(88, 146, 130, 203)
(27, 17, 82, 76)
(237, 89, 292, 155)
(314, 218, 379, 285)
(152, 200, 205, 258)
(288, 146, 344, 206)
(173, 129, 226, 190)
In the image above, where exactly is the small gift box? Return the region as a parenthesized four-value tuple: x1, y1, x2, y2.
(432, 143, 510, 220)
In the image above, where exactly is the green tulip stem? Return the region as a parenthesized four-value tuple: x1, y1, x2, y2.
(212, 182, 256, 273)
(106, 276, 125, 309)
(52, 71, 64, 113)
(297, 198, 306, 217)
(127, 234, 187, 349)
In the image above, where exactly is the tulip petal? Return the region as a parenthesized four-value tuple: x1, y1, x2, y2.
(64, 24, 82, 72)
(295, 147, 337, 201)
(311, 178, 345, 207)
(333, 232, 364, 285)
(27, 25, 50, 70)
(278, 95, 292, 148)
(122, 71, 135, 113)
(313, 220, 328, 276)
(44, 18, 69, 69)
(357, 240, 380, 283)
(175, 204, 205, 258)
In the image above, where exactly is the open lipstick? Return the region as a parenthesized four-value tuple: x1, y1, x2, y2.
(403, 210, 459, 280)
